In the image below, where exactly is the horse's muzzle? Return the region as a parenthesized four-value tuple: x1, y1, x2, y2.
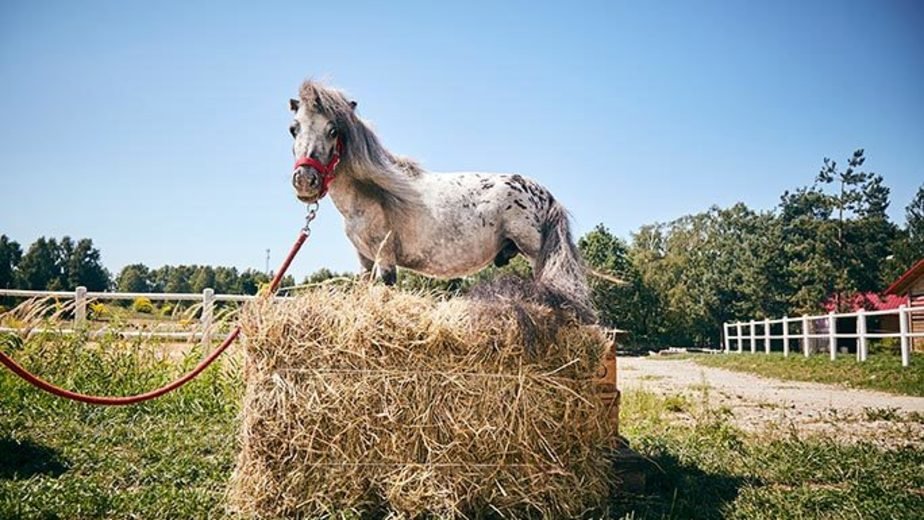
(292, 166, 323, 202)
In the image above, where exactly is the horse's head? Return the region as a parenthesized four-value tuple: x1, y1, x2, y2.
(288, 87, 356, 203)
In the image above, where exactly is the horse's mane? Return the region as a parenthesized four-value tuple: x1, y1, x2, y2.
(298, 81, 422, 204)
(392, 155, 424, 177)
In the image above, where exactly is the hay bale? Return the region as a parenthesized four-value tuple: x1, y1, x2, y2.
(228, 283, 617, 518)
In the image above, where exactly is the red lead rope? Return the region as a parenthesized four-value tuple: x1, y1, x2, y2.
(0, 228, 311, 406)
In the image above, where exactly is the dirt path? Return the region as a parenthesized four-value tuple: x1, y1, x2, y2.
(619, 356, 924, 447)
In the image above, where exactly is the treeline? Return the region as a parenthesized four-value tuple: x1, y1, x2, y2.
(0, 237, 294, 296)
(114, 264, 294, 295)
(580, 150, 923, 347)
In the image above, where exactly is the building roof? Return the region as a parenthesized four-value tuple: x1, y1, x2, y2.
(885, 258, 924, 296)
(822, 292, 908, 312)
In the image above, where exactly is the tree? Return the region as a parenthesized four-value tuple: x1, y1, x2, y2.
(238, 269, 270, 295)
(901, 184, 924, 266)
(778, 187, 839, 313)
(0, 235, 22, 289)
(883, 184, 924, 282)
(813, 149, 896, 307)
(164, 266, 191, 293)
(579, 224, 662, 345)
(65, 238, 110, 290)
(908, 184, 924, 249)
(16, 237, 61, 290)
(190, 266, 216, 293)
(213, 266, 240, 293)
(116, 264, 152, 293)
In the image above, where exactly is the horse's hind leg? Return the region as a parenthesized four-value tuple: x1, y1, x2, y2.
(493, 239, 521, 267)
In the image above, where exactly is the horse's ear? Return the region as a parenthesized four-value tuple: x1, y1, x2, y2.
(289, 98, 300, 112)
(349, 100, 357, 111)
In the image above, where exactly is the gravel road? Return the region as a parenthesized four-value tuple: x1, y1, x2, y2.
(619, 356, 924, 447)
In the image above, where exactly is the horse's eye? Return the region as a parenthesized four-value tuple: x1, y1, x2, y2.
(328, 127, 338, 139)
(289, 123, 298, 138)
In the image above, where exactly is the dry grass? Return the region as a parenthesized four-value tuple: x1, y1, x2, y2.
(228, 281, 618, 518)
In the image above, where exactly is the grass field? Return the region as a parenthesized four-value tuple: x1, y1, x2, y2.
(691, 352, 924, 397)
(2, 333, 923, 519)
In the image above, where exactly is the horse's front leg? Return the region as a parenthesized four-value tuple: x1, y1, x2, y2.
(374, 264, 397, 285)
(356, 250, 397, 285)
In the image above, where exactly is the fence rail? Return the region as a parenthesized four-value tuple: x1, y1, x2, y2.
(723, 305, 922, 367)
(0, 287, 269, 344)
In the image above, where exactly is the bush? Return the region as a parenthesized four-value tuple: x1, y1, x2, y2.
(869, 337, 900, 356)
(159, 303, 174, 317)
(89, 302, 110, 319)
(132, 297, 155, 314)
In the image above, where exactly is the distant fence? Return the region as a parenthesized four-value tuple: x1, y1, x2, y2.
(723, 305, 922, 367)
(0, 287, 270, 344)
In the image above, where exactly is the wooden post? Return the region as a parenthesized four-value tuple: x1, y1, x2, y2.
(802, 315, 810, 357)
(595, 337, 619, 442)
(857, 308, 867, 362)
(737, 322, 743, 353)
(74, 286, 87, 327)
(749, 320, 756, 353)
(723, 323, 730, 353)
(763, 318, 771, 354)
(782, 316, 790, 357)
(899, 305, 910, 368)
(828, 312, 837, 361)
(201, 288, 215, 349)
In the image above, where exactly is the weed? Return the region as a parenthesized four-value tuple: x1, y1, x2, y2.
(863, 406, 902, 422)
(663, 395, 688, 413)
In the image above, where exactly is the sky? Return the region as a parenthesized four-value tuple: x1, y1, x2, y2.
(1, 0, 922, 283)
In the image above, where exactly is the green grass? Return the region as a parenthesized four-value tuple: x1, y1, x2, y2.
(690, 352, 924, 397)
(1, 332, 241, 519)
(2, 333, 923, 519)
(613, 388, 924, 519)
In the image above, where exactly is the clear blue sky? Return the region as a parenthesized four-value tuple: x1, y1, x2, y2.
(1, 1, 922, 282)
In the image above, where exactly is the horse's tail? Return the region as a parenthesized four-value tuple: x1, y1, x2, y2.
(535, 199, 596, 323)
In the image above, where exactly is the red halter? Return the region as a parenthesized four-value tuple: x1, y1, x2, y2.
(293, 139, 343, 199)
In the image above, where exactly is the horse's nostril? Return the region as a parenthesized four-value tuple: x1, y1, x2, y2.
(292, 168, 322, 193)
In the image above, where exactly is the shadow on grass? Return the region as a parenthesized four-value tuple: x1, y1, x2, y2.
(610, 452, 753, 519)
(0, 437, 69, 480)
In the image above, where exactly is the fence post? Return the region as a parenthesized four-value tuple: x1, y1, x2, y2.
(828, 312, 837, 361)
(763, 318, 771, 354)
(802, 315, 810, 357)
(749, 320, 756, 353)
(899, 305, 910, 368)
(201, 288, 215, 349)
(737, 322, 743, 353)
(723, 323, 730, 353)
(74, 286, 87, 327)
(782, 316, 790, 357)
(857, 308, 867, 362)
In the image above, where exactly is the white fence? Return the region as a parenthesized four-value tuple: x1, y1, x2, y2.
(0, 286, 264, 343)
(723, 305, 922, 367)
